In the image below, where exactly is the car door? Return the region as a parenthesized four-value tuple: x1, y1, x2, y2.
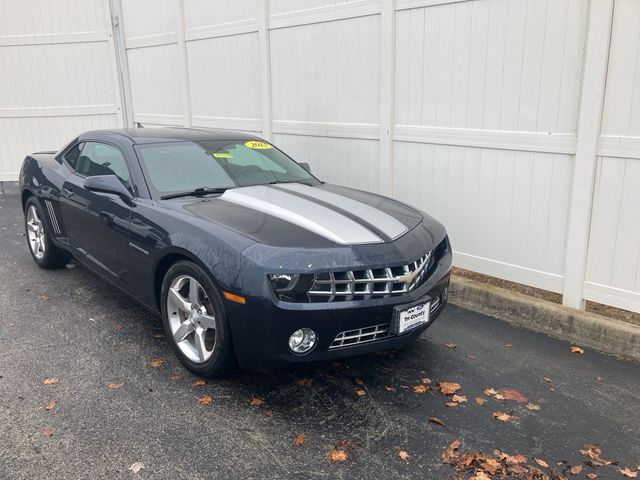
(58, 141, 133, 283)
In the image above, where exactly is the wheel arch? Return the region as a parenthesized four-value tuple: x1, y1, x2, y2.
(153, 247, 224, 311)
(21, 188, 34, 211)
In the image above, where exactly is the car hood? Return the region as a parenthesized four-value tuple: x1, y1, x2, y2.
(167, 183, 428, 248)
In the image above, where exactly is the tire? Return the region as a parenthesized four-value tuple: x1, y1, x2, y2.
(160, 260, 236, 377)
(24, 197, 70, 269)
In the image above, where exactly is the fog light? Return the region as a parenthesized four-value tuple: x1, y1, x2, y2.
(288, 328, 317, 354)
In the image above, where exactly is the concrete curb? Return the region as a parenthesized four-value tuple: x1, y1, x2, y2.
(449, 275, 640, 363)
(0, 181, 19, 195)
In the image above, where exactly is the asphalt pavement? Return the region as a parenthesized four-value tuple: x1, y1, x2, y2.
(1, 193, 639, 480)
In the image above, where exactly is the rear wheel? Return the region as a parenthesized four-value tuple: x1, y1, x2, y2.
(160, 261, 235, 377)
(24, 197, 69, 268)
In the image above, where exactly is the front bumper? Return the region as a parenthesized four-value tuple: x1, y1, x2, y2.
(225, 262, 451, 372)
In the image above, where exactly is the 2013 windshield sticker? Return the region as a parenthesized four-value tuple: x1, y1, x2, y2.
(213, 152, 233, 158)
(245, 140, 272, 149)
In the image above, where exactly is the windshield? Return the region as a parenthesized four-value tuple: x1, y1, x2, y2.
(134, 140, 320, 198)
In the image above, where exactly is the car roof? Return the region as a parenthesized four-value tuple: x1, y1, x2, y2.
(78, 127, 260, 144)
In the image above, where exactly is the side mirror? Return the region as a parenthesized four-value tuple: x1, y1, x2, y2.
(299, 162, 311, 173)
(84, 175, 133, 201)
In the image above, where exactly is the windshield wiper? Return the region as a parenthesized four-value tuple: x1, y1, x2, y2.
(160, 187, 229, 200)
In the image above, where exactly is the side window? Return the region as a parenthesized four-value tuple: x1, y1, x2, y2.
(63, 143, 83, 170)
(77, 142, 130, 185)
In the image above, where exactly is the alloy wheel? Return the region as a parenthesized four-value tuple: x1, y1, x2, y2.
(26, 205, 46, 260)
(166, 275, 217, 363)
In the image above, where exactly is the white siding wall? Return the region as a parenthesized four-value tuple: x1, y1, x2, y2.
(0, 0, 121, 180)
(4, 0, 640, 313)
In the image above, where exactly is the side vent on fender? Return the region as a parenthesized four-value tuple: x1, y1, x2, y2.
(44, 200, 61, 235)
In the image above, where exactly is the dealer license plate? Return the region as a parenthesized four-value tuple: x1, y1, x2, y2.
(394, 299, 431, 335)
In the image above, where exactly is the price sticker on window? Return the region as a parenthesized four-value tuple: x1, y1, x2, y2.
(245, 140, 272, 150)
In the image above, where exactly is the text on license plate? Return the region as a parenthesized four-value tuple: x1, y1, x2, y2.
(397, 301, 430, 334)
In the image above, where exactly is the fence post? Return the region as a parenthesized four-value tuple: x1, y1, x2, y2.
(378, 0, 395, 196)
(258, 0, 273, 141)
(562, 0, 615, 309)
(108, 0, 133, 128)
(177, 0, 192, 127)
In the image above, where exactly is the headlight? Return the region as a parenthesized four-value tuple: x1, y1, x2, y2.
(269, 273, 313, 298)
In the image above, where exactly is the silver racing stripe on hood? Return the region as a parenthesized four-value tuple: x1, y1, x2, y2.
(277, 183, 408, 240)
(220, 185, 383, 245)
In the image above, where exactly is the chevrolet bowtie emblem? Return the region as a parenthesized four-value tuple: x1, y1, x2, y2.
(397, 269, 419, 285)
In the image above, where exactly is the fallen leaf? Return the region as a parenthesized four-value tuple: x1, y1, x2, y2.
(264, 409, 273, 417)
(198, 395, 213, 406)
(470, 472, 491, 480)
(42, 427, 54, 437)
(534, 458, 549, 468)
(504, 343, 512, 348)
(446, 402, 459, 407)
(445, 342, 457, 349)
(497, 389, 528, 403)
(413, 385, 428, 394)
(571, 346, 585, 354)
(580, 445, 614, 467)
(619, 468, 638, 478)
(129, 462, 145, 474)
(355, 377, 364, 385)
(452, 394, 467, 403)
(587, 473, 598, 479)
(570, 464, 583, 475)
(43, 377, 58, 385)
(438, 382, 461, 395)
(192, 380, 206, 387)
(44, 400, 57, 411)
(501, 452, 527, 464)
(356, 389, 366, 396)
(328, 450, 348, 462)
(335, 440, 353, 450)
(493, 411, 518, 422)
(295, 433, 305, 446)
(475, 397, 487, 406)
(384, 386, 396, 392)
(149, 359, 164, 368)
(169, 373, 182, 381)
(108, 383, 124, 389)
(543, 376, 553, 382)
(250, 397, 264, 407)
(428, 416, 445, 426)
(38, 295, 49, 301)
(442, 439, 461, 464)
(421, 377, 432, 385)
(484, 388, 498, 396)
(297, 378, 313, 387)
(465, 354, 478, 360)
(399, 450, 409, 461)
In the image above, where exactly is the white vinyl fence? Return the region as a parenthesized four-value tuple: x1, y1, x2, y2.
(1, 0, 640, 314)
(0, 0, 123, 180)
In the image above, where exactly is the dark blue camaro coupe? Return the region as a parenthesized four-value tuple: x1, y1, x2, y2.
(19, 128, 452, 376)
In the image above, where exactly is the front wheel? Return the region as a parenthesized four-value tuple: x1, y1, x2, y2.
(160, 261, 236, 377)
(24, 197, 70, 268)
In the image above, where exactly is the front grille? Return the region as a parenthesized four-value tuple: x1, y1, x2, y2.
(329, 323, 391, 349)
(329, 296, 444, 349)
(308, 252, 432, 302)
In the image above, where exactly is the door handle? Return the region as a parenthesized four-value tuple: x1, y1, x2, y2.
(62, 187, 74, 198)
